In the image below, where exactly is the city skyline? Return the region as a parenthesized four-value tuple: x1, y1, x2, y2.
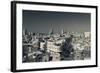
(23, 10, 91, 33)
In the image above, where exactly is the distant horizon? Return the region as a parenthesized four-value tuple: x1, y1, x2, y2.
(23, 28, 90, 34)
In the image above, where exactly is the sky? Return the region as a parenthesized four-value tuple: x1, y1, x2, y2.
(23, 10, 91, 33)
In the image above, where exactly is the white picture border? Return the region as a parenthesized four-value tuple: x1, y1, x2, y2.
(16, 3, 96, 70)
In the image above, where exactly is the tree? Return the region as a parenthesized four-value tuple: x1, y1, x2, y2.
(60, 35, 74, 60)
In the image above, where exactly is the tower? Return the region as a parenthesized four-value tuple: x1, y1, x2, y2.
(49, 24, 53, 35)
(61, 29, 64, 34)
(22, 29, 28, 35)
